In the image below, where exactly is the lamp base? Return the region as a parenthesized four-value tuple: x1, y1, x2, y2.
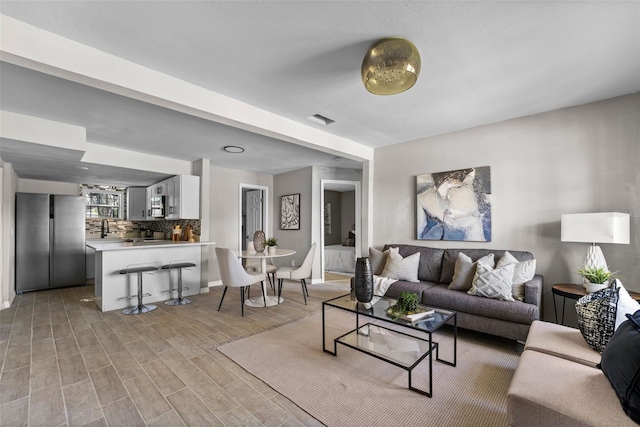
(583, 244, 608, 272)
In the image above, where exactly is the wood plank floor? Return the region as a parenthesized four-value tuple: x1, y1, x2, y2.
(0, 280, 350, 426)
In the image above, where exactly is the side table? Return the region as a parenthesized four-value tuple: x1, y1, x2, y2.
(552, 283, 640, 325)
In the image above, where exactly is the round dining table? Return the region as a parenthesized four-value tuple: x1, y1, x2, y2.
(238, 248, 296, 307)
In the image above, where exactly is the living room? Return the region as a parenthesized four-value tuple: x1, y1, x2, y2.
(0, 2, 639, 426)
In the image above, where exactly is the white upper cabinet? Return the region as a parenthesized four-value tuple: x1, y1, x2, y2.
(164, 174, 200, 220)
(127, 187, 147, 221)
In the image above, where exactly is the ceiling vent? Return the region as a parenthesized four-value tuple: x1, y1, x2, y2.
(307, 114, 335, 126)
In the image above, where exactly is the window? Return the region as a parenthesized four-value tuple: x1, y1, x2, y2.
(83, 188, 124, 219)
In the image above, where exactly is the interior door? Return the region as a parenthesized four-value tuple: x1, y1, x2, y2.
(246, 190, 263, 244)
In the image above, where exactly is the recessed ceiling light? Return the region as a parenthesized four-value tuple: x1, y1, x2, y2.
(307, 114, 335, 126)
(73, 166, 89, 170)
(223, 145, 245, 153)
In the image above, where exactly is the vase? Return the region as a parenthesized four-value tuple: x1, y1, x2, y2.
(585, 282, 608, 293)
(268, 246, 276, 255)
(354, 257, 374, 303)
(253, 231, 266, 252)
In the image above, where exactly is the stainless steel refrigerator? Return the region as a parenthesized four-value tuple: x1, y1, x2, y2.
(15, 193, 86, 293)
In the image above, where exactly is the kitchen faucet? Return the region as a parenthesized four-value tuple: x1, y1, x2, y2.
(101, 219, 110, 238)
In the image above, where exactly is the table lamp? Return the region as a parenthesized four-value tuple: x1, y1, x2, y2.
(561, 212, 630, 271)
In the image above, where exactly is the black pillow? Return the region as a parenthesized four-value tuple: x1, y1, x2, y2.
(575, 285, 619, 353)
(599, 310, 640, 424)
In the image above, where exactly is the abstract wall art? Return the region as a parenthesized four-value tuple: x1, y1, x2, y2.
(416, 166, 492, 241)
(280, 193, 300, 230)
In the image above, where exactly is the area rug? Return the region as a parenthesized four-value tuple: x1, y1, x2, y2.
(218, 307, 520, 426)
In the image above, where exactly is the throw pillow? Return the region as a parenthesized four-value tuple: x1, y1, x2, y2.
(613, 279, 640, 330)
(599, 310, 640, 424)
(380, 247, 420, 283)
(496, 251, 537, 301)
(448, 252, 496, 291)
(467, 263, 515, 301)
(576, 286, 620, 353)
(368, 247, 389, 276)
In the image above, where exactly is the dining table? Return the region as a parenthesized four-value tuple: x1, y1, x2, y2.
(238, 248, 296, 307)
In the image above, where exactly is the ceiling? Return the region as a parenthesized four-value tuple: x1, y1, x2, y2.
(1, 1, 638, 186)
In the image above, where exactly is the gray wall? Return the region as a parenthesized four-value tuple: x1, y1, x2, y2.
(273, 167, 313, 269)
(341, 190, 356, 241)
(324, 190, 342, 245)
(372, 93, 640, 324)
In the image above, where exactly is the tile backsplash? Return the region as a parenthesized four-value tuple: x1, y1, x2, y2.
(86, 219, 201, 239)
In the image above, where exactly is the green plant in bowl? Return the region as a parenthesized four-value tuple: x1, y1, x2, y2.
(576, 266, 617, 284)
(265, 237, 278, 247)
(386, 292, 420, 319)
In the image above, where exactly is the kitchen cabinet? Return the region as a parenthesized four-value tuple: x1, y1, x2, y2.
(164, 174, 200, 219)
(127, 187, 147, 221)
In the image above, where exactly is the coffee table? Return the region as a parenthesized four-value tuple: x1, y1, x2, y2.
(322, 294, 457, 397)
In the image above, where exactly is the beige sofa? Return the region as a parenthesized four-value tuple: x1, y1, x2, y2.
(507, 320, 637, 426)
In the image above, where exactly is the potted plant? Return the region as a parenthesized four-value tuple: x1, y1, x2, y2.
(386, 292, 433, 322)
(265, 237, 278, 254)
(577, 266, 617, 293)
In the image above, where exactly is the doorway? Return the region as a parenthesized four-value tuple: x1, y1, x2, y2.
(239, 184, 269, 251)
(320, 180, 361, 282)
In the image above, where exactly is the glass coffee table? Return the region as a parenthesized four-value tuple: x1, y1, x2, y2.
(322, 294, 457, 397)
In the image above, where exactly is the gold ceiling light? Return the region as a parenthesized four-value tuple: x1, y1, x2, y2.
(361, 37, 421, 95)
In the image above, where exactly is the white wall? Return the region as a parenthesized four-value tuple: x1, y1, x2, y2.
(1, 161, 18, 309)
(373, 93, 640, 323)
(207, 166, 273, 283)
(18, 179, 79, 195)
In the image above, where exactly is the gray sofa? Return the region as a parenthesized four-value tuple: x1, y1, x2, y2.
(371, 244, 543, 341)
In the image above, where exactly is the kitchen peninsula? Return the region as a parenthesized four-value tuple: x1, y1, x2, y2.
(87, 240, 215, 311)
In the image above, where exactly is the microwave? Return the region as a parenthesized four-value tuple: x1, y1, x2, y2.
(149, 195, 165, 218)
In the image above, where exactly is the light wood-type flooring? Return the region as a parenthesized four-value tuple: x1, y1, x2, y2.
(0, 280, 350, 427)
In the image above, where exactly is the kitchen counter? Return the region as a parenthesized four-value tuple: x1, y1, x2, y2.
(87, 240, 215, 251)
(89, 239, 215, 312)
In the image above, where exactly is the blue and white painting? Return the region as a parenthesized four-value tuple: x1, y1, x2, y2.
(416, 166, 491, 241)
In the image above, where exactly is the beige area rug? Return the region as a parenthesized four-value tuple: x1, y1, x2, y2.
(218, 308, 520, 426)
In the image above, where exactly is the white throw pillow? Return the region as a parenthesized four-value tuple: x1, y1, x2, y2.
(496, 251, 537, 301)
(368, 247, 389, 276)
(381, 247, 420, 282)
(448, 252, 495, 291)
(614, 279, 640, 330)
(468, 263, 515, 301)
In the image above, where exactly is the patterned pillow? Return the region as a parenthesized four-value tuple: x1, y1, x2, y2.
(448, 252, 495, 291)
(496, 251, 537, 301)
(576, 286, 620, 353)
(467, 263, 515, 301)
(381, 247, 420, 282)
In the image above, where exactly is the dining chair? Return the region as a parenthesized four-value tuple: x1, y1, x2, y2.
(276, 243, 317, 305)
(216, 247, 266, 316)
(244, 259, 277, 292)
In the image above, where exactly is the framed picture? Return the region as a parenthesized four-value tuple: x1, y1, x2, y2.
(280, 193, 300, 230)
(416, 166, 492, 241)
(324, 203, 332, 234)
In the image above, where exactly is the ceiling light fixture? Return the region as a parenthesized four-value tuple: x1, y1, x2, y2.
(223, 145, 245, 153)
(361, 37, 421, 95)
(307, 114, 335, 126)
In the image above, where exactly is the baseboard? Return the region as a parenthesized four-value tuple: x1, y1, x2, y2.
(208, 280, 223, 287)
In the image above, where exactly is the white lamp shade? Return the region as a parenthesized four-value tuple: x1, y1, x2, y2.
(561, 212, 630, 244)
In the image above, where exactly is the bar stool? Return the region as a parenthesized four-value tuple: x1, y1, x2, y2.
(162, 262, 196, 306)
(119, 265, 159, 315)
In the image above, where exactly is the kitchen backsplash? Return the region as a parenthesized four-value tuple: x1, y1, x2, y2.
(86, 219, 201, 239)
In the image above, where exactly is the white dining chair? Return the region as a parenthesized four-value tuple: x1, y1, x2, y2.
(244, 259, 277, 292)
(276, 243, 316, 305)
(216, 247, 266, 316)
